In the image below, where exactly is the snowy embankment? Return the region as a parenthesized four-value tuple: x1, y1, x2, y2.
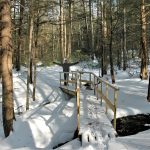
(0, 65, 78, 149)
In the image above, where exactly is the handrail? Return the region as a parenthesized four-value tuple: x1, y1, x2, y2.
(59, 71, 119, 130)
(71, 71, 119, 90)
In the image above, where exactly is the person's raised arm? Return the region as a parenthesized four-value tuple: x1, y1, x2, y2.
(69, 61, 79, 66)
(53, 62, 62, 66)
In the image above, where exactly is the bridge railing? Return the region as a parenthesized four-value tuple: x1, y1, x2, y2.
(59, 71, 119, 130)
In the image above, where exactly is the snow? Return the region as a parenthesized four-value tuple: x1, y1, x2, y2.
(79, 89, 116, 149)
(0, 64, 150, 150)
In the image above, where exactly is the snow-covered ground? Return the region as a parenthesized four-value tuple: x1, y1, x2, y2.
(0, 63, 150, 150)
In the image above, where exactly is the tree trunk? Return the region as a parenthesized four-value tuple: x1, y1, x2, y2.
(117, 41, 121, 70)
(89, 0, 94, 53)
(0, 48, 2, 80)
(116, 0, 121, 70)
(26, 0, 33, 110)
(29, 60, 33, 84)
(140, 0, 148, 80)
(60, 0, 64, 62)
(96, 0, 100, 54)
(32, 48, 36, 101)
(67, 0, 72, 60)
(123, 1, 127, 71)
(0, 0, 14, 137)
(52, 1, 55, 61)
(12, 0, 16, 67)
(78, 23, 82, 49)
(100, 1, 104, 77)
(96, 0, 101, 76)
(101, 1, 107, 76)
(32, 2, 40, 101)
(52, 24, 55, 61)
(64, 17, 67, 58)
(109, 0, 115, 84)
(15, 0, 24, 71)
(81, 0, 90, 50)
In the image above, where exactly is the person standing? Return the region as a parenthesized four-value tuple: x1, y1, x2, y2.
(53, 58, 79, 85)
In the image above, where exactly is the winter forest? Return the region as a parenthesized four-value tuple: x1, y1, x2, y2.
(0, 0, 150, 149)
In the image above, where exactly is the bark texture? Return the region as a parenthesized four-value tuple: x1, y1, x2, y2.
(0, 0, 14, 137)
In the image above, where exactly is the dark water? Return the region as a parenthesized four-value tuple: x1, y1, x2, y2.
(112, 114, 150, 136)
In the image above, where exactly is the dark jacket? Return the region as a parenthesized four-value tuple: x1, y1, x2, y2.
(53, 61, 79, 72)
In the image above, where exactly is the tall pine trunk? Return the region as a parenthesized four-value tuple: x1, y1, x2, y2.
(140, 0, 148, 80)
(15, 0, 24, 71)
(89, 0, 94, 53)
(60, 0, 64, 62)
(26, 0, 33, 110)
(123, 1, 127, 71)
(101, 1, 107, 76)
(67, 0, 72, 60)
(81, 0, 90, 51)
(109, 0, 115, 84)
(0, 0, 14, 137)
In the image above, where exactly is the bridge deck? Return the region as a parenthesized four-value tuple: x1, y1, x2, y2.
(79, 89, 117, 148)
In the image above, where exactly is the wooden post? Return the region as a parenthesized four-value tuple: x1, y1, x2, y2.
(96, 78, 98, 100)
(75, 72, 77, 89)
(67, 72, 69, 88)
(76, 71, 80, 134)
(80, 72, 81, 87)
(147, 72, 150, 101)
(75, 72, 77, 90)
(94, 75, 96, 95)
(113, 89, 119, 130)
(89, 73, 91, 87)
(72, 72, 73, 86)
(100, 81, 102, 106)
(59, 72, 61, 87)
(105, 84, 108, 113)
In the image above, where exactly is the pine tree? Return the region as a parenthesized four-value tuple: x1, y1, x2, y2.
(0, 0, 14, 137)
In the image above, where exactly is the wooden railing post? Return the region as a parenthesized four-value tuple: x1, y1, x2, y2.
(105, 84, 108, 114)
(96, 78, 98, 100)
(100, 81, 102, 106)
(113, 89, 119, 130)
(76, 71, 80, 134)
(72, 72, 73, 86)
(60, 72, 61, 87)
(80, 72, 81, 87)
(94, 75, 96, 95)
(89, 73, 91, 88)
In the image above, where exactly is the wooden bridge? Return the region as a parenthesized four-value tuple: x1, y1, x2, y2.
(59, 71, 119, 147)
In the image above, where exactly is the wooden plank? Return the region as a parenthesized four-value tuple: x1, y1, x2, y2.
(59, 87, 76, 96)
(70, 78, 92, 84)
(80, 79, 91, 83)
(60, 79, 76, 84)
